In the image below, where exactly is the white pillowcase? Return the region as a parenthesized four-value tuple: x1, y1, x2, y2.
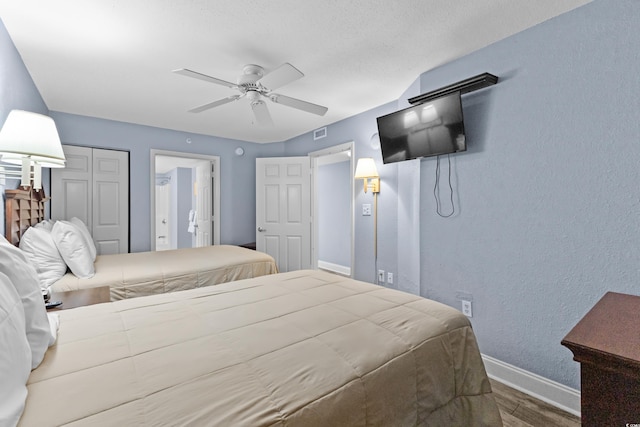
(70, 217, 97, 261)
(36, 219, 55, 232)
(47, 312, 59, 345)
(0, 235, 54, 370)
(19, 226, 68, 291)
(51, 220, 95, 279)
(0, 271, 32, 427)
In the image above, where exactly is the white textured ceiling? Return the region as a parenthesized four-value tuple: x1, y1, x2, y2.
(0, 1, 591, 143)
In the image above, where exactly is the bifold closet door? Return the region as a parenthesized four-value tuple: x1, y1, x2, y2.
(91, 149, 129, 254)
(51, 145, 92, 227)
(51, 145, 129, 255)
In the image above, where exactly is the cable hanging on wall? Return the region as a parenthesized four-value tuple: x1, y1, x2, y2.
(434, 154, 455, 217)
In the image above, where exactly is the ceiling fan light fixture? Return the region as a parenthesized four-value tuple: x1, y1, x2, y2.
(174, 62, 328, 121)
(246, 91, 261, 102)
(242, 64, 264, 77)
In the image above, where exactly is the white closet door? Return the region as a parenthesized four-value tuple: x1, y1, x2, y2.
(51, 145, 92, 226)
(51, 145, 129, 255)
(92, 149, 129, 255)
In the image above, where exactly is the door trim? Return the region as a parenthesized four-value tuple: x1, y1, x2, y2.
(308, 142, 354, 277)
(150, 150, 220, 250)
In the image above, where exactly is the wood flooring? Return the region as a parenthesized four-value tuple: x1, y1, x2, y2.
(490, 379, 581, 427)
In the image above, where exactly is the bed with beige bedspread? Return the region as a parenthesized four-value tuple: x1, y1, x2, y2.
(21, 269, 501, 426)
(50, 244, 278, 301)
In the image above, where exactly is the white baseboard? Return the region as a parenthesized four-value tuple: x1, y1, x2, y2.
(317, 260, 351, 276)
(482, 354, 581, 417)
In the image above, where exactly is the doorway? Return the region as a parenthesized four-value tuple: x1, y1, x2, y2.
(150, 150, 220, 251)
(309, 142, 354, 276)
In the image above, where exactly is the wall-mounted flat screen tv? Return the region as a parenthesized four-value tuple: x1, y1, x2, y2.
(377, 91, 466, 164)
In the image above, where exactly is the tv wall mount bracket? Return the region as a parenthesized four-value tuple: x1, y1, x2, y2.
(408, 72, 498, 105)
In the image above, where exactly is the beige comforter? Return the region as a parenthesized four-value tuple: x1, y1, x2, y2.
(23, 270, 501, 426)
(50, 245, 277, 301)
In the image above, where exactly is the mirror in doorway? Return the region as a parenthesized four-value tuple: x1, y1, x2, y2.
(315, 149, 353, 276)
(154, 155, 212, 251)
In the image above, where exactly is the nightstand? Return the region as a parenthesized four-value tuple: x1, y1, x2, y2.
(562, 292, 640, 425)
(47, 286, 110, 311)
(239, 242, 256, 250)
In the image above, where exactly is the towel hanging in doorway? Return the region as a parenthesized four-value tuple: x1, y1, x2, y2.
(188, 210, 197, 234)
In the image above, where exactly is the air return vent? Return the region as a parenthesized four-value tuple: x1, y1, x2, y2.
(313, 127, 327, 140)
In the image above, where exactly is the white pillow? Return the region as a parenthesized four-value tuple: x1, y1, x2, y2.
(47, 312, 59, 346)
(0, 235, 53, 370)
(51, 220, 95, 279)
(70, 217, 97, 261)
(19, 226, 68, 291)
(0, 272, 32, 427)
(35, 219, 55, 232)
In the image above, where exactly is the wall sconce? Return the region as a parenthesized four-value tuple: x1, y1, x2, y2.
(355, 157, 381, 276)
(354, 157, 380, 193)
(0, 110, 66, 190)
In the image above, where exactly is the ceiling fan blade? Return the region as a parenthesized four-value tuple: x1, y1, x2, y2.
(173, 68, 237, 89)
(258, 63, 303, 90)
(269, 93, 328, 116)
(188, 95, 241, 113)
(251, 100, 274, 127)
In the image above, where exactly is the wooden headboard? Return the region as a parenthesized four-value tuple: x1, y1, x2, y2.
(4, 186, 48, 246)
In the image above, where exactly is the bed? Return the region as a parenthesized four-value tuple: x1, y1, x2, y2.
(50, 244, 278, 301)
(14, 268, 501, 426)
(5, 186, 278, 301)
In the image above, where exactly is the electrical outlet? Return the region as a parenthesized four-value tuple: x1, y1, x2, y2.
(362, 204, 372, 216)
(461, 300, 473, 318)
(378, 270, 385, 283)
(387, 272, 393, 284)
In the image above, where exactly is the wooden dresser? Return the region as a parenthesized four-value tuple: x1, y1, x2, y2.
(562, 292, 640, 426)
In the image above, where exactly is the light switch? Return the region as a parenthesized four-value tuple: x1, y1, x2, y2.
(362, 204, 372, 216)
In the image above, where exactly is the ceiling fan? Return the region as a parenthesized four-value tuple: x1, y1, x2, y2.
(173, 63, 328, 126)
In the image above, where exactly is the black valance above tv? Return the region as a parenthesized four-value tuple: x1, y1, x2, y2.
(407, 73, 498, 105)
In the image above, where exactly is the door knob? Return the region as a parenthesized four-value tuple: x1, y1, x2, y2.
(257, 227, 266, 232)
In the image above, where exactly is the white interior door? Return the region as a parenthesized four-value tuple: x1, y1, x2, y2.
(195, 162, 212, 247)
(256, 157, 311, 272)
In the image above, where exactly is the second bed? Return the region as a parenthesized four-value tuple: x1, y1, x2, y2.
(50, 244, 278, 300)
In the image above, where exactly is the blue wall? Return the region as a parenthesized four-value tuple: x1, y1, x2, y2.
(415, 0, 640, 389)
(0, 20, 48, 121)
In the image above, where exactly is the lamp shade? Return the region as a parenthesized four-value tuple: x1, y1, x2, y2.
(0, 110, 65, 167)
(354, 158, 379, 179)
